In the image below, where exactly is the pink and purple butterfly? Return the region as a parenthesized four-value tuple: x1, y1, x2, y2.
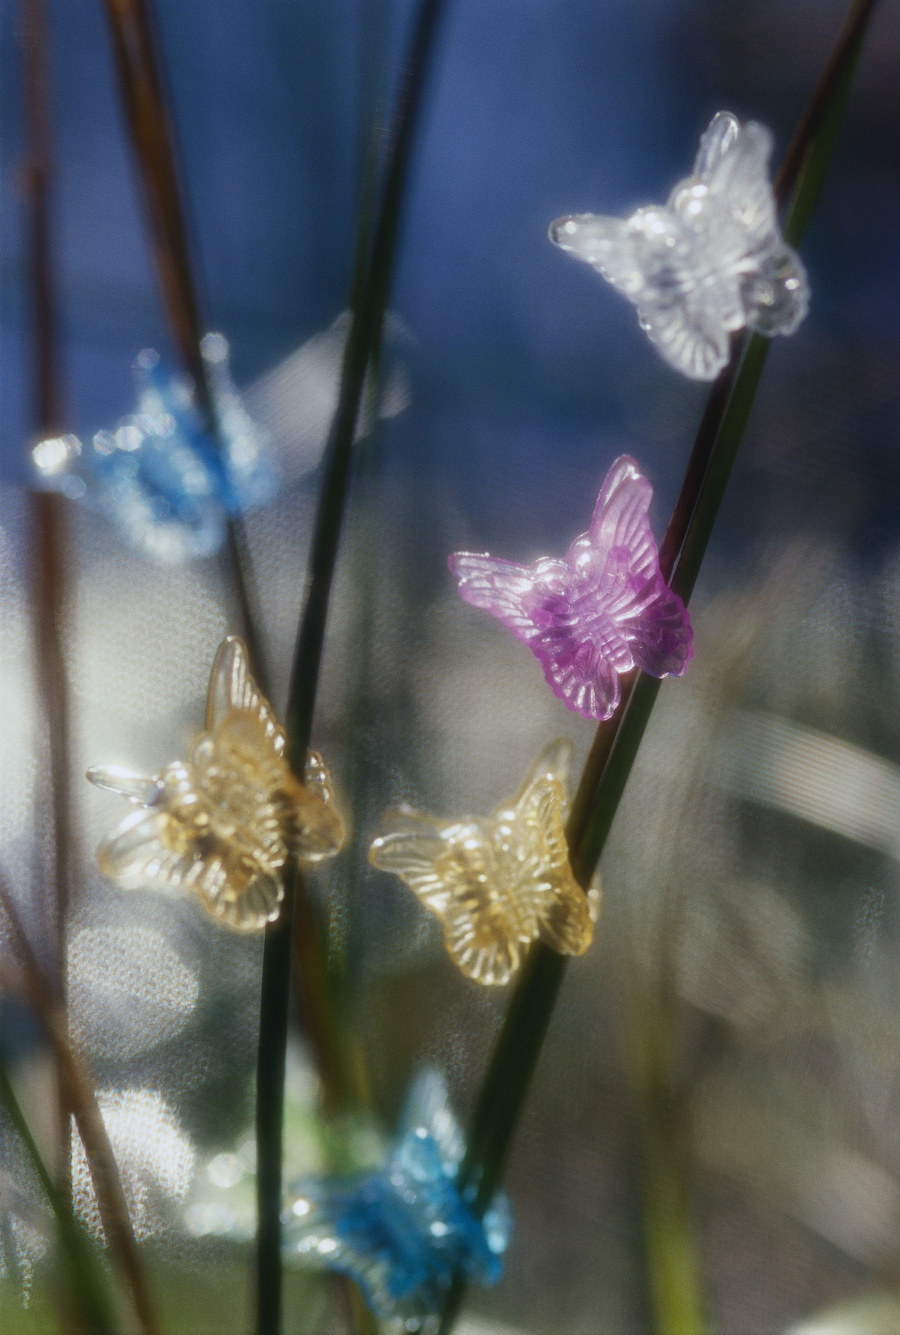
(449, 455, 693, 721)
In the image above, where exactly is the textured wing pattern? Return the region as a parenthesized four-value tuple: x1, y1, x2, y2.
(549, 111, 809, 380)
(284, 1075, 508, 1325)
(88, 636, 344, 931)
(511, 764, 595, 959)
(451, 457, 692, 721)
(205, 635, 283, 751)
(370, 744, 598, 985)
(371, 816, 526, 986)
(449, 552, 568, 645)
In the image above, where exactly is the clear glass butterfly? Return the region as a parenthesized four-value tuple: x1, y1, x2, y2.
(369, 740, 600, 987)
(450, 455, 692, 721)
(549, 111, 809, 380)
(31, 334, 276, 563)
(87, 636, 345, 932)
(284, 1068, 510, 1331)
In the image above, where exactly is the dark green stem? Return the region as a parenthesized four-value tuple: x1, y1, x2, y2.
(284, 0, 448, 758)
(439, 2, 880, 1329)
(0, 1055, 117, 1335)
(631, 999, 706, 1335)
(255, 3, 450, 1331)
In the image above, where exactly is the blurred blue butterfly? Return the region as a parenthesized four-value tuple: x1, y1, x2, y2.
(31, 333, 275, 563)
(283, 1069, 510, 1328)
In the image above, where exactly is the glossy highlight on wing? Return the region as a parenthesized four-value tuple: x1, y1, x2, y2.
(87, 636, 344, 931)
(206, 635, 282, 748)
(450, 456, 693, 721)
(370, 743, 599, 985)
(448, 552, 558, 644)
(549, 110, 809, 380)
(283, 1070, 509, 1325)
(697, 114, 775, 240)
(370, 814, 523, 986)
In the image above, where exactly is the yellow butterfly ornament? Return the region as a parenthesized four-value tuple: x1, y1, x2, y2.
(87, 636, 345, 931)
(369, 741, 600, 986)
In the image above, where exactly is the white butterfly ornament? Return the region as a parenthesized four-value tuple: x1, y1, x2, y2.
(550, 111, 809, 380)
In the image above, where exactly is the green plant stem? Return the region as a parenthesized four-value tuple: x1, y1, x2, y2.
(255, 3, 450, 1332)
(283, 0, 448, 758)
(0, 1056, 118, 1335)
(632, 1004, 706, 1335)
(438, 3, 881, 1330)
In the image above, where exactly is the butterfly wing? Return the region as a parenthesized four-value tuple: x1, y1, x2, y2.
(638, 297, 733, 381)
(449, 552, 569, 646)
(699, 116, 777, 242)
(192, 862, 283, 932)
(549, 212, 655, 299)
(694, 114, 809, 337)
(294, 750, 346, 862)
(370, 814, 523, 986)
(573, 456, 693, 685)
(93, 770, 283, 932)
(551, 207, 732, 380)
(205, 635, 283, 752)
(87, 765, 162, 805)
(692, 110, 741, 179)
(451, 549, 619, 717)
(95, 805, 184, 887)
(582, 455, 656, 578)
(514, 738, 572, 805)
(397, 1068, 464, 1168)
(509, 764, 595, 959)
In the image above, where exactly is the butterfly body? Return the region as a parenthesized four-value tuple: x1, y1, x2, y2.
(370, 741, 598, 986)
(451, 456, 692, 721)
(550, 112, 809, 380)
(88, 638, 344, 931)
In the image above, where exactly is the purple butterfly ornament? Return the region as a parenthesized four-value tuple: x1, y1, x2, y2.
(449, 456, 693, 720)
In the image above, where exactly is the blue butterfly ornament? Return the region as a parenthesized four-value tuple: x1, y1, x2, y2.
(283, 1069, 510, 1329)
(31, 333, 275, 563)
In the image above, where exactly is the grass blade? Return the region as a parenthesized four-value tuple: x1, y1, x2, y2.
(255, 3, 451, 1331)
(438, 2, 882, 1329)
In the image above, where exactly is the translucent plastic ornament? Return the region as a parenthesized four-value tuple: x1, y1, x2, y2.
(550, 111, 809, 380)
(87, 637, 344, 931)
(369, 741, 599, 986)
(451, 455, 692, 721)
(284, 1069, 510, 1330)
(31, 334, 275, 562)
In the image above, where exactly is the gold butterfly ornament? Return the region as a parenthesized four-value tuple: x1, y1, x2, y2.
(87, 637, 345, 931)
(369, 741, 599, 986)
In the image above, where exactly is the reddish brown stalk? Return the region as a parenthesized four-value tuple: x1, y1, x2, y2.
(98, 0, 265, 682)
(21, 0, 74, 1212)
(0, 874, 160, 1335)
(99, 0, 207, 403)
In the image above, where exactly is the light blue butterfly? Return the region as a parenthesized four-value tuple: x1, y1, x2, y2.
(284, 1069, 510, 1329)
(31, 334, 275, 563)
